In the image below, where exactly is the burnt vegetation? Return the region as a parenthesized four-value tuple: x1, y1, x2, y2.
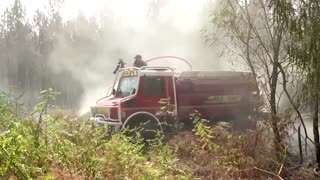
(1, 0, 320, 179)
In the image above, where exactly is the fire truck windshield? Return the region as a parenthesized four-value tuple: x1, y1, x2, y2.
(115, 76, 139, 97)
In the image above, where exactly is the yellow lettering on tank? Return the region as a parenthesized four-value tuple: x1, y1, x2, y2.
(205, 95, 241, 104)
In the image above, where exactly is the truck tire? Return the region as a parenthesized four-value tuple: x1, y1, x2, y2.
(123, 113, 162, 141)
(233, 113, 256, 131)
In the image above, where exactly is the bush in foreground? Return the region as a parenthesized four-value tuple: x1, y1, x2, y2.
(1, 90, 299, 179)
(168, 111, 287, 179)
(0, 91, 189, 179)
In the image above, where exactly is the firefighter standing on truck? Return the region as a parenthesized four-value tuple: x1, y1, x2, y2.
(133, 54, 147, 68)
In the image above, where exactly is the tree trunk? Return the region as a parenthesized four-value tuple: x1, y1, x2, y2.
(270, 31, 283, 157)
(244, 1, 260, 97)
(271, 83, 283, 155)
(298, 125, 303, 164)
(270, 61, 283, 156)
(313, 94, 320, 167)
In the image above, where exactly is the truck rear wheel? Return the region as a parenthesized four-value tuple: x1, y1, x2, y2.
(123, 114, 162, 141)
(233, 113, 256, 131)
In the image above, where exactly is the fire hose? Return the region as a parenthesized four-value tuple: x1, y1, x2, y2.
(145, 56, 193, 71)
(113, 55, 193, 74)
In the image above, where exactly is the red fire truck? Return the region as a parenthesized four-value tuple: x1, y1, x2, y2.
(90, 66, 259, 134)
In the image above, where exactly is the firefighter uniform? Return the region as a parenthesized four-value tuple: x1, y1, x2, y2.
(133, 55, 147, 68)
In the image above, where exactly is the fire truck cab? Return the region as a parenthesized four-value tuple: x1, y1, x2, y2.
(90, 66, 258, 133)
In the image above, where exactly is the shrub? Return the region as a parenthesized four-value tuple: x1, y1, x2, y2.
(0, 90, 189, 179)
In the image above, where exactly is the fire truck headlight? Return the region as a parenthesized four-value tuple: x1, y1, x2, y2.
(90, 117, 106, 126)
(95, 117, 105, 121)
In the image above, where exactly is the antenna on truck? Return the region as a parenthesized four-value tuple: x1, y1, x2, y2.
(113, 59, 126, 74)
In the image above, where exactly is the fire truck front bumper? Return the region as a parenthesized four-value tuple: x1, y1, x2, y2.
(90, 116, 122, 132)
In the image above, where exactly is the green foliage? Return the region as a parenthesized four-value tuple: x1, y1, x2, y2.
(190, 111, 246, 169)
(0, 91, 189, 179)
(190, 110, 219, 152)
(158, 98, 184, 133)
(272, 0, 320, 96)
(183, 111, 277, 178)
(0, 91, 47, 179)
(286, 1, 320, 93)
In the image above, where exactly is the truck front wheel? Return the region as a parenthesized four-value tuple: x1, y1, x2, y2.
(123, 113, 163, 141)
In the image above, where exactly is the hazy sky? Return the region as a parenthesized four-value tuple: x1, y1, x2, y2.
(1, 0, 208, 30)
(1, 0, 104, 18)
(1, 0, 225, 114)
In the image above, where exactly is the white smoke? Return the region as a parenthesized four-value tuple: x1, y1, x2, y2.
(47, 0, 236, 115)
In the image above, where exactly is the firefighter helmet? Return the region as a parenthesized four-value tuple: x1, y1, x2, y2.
(134, 54, 142, 60)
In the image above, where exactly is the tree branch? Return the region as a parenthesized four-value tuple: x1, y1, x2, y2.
(278, 62, 314, 144)
(254, 166, 284, 180)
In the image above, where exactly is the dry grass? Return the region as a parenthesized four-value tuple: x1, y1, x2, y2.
(167, 124, 286, 179)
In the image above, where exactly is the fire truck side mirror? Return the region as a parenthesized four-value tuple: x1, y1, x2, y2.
(107, 88, 116, 96)
(130, 88, 136, 95)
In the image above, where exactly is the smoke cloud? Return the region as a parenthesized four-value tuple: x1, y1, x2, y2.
(47, 0, 235, 115)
